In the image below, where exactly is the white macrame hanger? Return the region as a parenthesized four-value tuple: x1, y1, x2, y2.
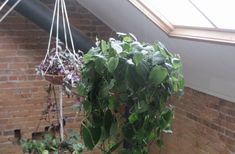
(0, 0, 21, 23)
(0, 0, 9, 11)
(43, 0, 77, 141)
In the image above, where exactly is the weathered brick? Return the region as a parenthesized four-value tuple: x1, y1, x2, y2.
(0, 0, 113, 153)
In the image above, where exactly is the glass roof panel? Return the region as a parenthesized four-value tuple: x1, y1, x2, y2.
(191, 0, 235, 30)
(145, 0, 213, 28)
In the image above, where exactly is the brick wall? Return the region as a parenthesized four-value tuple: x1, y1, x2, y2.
(153, 87, 235, 154)
(0, 0, 112, 153)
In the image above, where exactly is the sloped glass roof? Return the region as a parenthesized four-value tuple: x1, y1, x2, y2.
(147, 0, 213, 28)
(130, 0, 235, 44)
(191, 0, 235, 30)
(143, 0, 235, 31)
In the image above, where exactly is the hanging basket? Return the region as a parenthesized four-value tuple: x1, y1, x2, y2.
(44, 74, 64, 85)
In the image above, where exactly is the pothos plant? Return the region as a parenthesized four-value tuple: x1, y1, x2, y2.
(77, 33, 184, 153)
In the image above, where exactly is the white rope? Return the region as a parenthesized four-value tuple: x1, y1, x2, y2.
(43, 0, 58, 63)
(59, 85, 64, 141)
(0, 0, 21, 23)
(0, 0, 9, 12)
(55, 0, 60, 54)
(61, 0, 68, 50)
(43, 0, 78, 141)
(61, 0, 75, 54)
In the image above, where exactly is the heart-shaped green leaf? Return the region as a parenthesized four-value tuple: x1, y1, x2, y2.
(149, 65, 168, 85)
(81, 125, 94, 149)
(107, 57, 119, 73)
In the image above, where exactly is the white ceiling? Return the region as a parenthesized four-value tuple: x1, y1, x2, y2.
(77, 0, 235, 103)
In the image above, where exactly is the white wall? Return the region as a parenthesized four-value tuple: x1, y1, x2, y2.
(77, 0, 235, 102)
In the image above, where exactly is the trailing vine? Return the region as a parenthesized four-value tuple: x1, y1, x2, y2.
(77, 33, 184, 153)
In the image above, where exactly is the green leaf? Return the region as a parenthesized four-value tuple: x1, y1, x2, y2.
(122, 123, 134, 139)
(133, 52, 144, 65)
(172, 57, 182, 69)
(136, 61, 149, 81)
(83, 53, 93, 64)
(101, 40, 107, 52)
(83, 100, 92, 113)
(149, 65, 168, 85)
(151, 52, 165, 65)
(108, 96, 115, 108)
(90, 127, 101, 145)
(107, 57, 119, 73)
(123, 36, 133, 43)
(108, 79, 115, 90)
(94, 55, 107, 73)
(155, 42, 173, 58)
(77, 83, 87, 96)
(81, 125, 94, 149)
(104, 109, 113, 134)
(162, 109, 173, 123)
(92, 110, 103, 127)
(111, 42, 123, 54)
(110, 121, 118, 136)
(148, 131, 156, 140)
(95, 57, 107, 74)
(122, 42, 131, 52)
(160, 109, 173, 129)
(128, 113, 138, 124)
(135, 101, 149, 113)
(159, 118, 167, 130)
(125, 65, 141, 90)
(42, 150, 49, 154)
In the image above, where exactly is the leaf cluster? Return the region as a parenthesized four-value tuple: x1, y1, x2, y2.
(21, 130, 85, 154)
(77, 33, 184, 153)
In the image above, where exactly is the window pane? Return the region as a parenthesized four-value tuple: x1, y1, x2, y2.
(145, 0, 213, 28)
(191, 0, 235, 30)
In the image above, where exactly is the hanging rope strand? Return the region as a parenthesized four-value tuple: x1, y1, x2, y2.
(62, 0, 76, 54)
(55, 0, 60, 54)
(0, 0, 21, 23)
(0, 0, 9, 12)
(54, 0, 66, 72)
(61, 0, 69, 50)
(59, 85, 64, 141)
(43, 0, 58, 64)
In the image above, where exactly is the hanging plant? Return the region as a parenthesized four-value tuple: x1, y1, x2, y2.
(77, 33, 184, 153)
(36, 44, 83, 94)
(35, 0, 83, 95)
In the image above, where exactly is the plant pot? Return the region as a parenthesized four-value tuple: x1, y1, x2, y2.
(44, 74, 64, 85)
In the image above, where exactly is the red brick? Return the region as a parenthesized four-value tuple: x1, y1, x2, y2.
(0, 0, 111, 153)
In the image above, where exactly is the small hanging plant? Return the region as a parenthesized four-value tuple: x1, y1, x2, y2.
(36, 43, 83, 94)
(77, 33, 184, 153)
(35, 0, 83, 95)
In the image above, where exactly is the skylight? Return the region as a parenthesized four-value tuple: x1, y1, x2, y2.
(146, 0, 213, 28)
(191, 0, 235, 30)
(129, 0, 235, 44)
(142, 0, 235, 31)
